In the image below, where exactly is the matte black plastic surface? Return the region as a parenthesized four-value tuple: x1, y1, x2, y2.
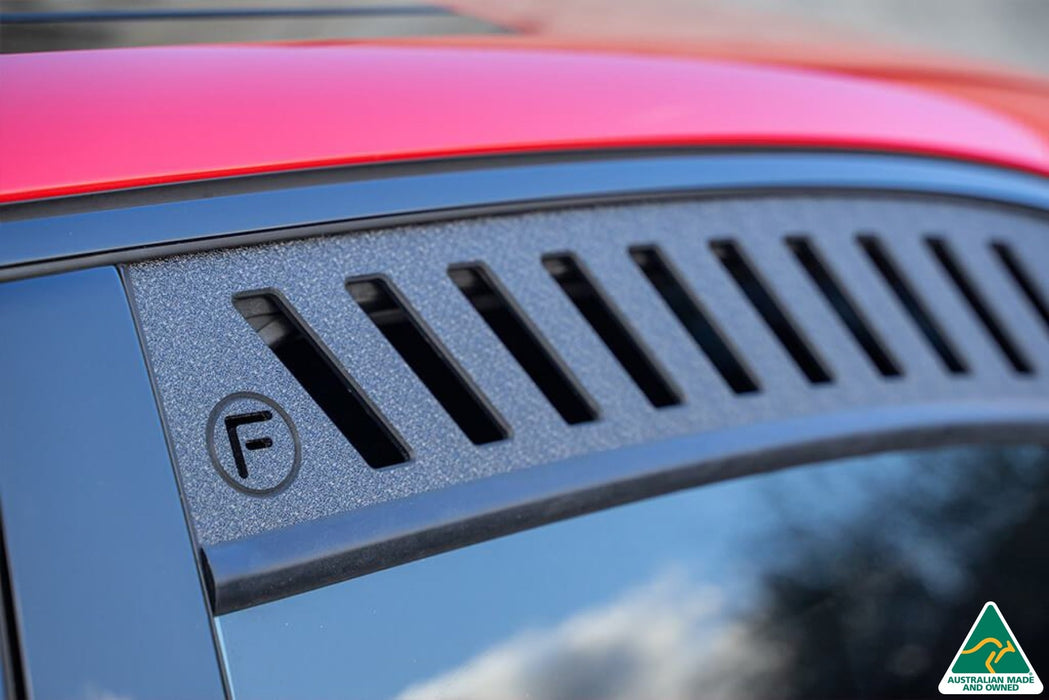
(122, 188, 1049, 615)
(129, 194, 1049, 550)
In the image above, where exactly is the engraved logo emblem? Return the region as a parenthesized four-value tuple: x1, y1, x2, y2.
(206, 392, 300, 496)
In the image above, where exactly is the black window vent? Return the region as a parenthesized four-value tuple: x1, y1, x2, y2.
(126, 196, 1049, 548)
(711, 239, 833, 384)
(449, 263, 599, 425)
(787, 236, 902, 378)
(542, 252, 683, 408)
(926, 237, 1032, 375)
(233, 291, 409, 468)
(630, 244, 759, 394)
(992, 241, 1049, 336)
(231, 289, 407, 470)
(233, 234, 1044, 475)
(347, 276, 510, 445)
(858, 235, 968, 375)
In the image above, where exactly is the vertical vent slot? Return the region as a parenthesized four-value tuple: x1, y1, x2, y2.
(858, 236, 968, 375)
(542, 253, 682, 408)
(786, 237, 902, 378)
(710, 240, 832, 384)
(449, 264, 598, 425)
(629, 245, 759, 394)
(347, 277, 509, 445)
(992, 241, 1049, 333)
(926, 237, 1032, 374)
(233, 291, 408, 468)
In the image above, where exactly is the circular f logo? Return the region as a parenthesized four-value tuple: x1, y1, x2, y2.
(206, 392, 300, 496)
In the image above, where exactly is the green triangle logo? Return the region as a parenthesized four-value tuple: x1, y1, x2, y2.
(939, 602, 1042, 695)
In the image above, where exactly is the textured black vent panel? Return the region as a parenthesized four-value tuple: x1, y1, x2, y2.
(232, 291, 410, 468)
(926, 237, 1032, 374)
(786, 236, 902, 378)
(630, 244, 759, 394)
(347, 276, 510, 445)
(711, 239, 834, 385)
(857, 235, 969, 375)
(449, 263, 599, 425)
(542, 252, 683, 408)
(126, 195, 1049, 546)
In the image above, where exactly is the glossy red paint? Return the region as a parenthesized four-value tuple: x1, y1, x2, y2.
(3, 43, 1049, 203)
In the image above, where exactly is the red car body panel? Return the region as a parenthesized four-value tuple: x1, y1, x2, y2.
(3, 42, 1049, 204)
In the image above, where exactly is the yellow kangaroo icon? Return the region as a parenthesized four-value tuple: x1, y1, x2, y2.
(960, 637, 1017, 673)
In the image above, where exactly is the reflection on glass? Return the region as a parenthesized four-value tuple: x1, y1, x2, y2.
(218, 445, 1049, 699)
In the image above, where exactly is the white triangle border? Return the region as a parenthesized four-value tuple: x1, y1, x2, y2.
(939, 601, 1043, 695)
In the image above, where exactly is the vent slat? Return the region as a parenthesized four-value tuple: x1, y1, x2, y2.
(710, 239, 833, 384)
(543, 253, 683, 408)
(233, 291, 409, 468)
(925, 237, 1032, 375)
(992, 241, 1049, 335)
(347, 276, 510, 445)
(630, 244, 759, 394)
(787, 236, 902, 378)
(449, 263, 599, 425)
(857, 236, 968, 375)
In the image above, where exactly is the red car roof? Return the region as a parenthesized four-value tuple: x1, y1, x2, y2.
(3, 42, 1049, 203)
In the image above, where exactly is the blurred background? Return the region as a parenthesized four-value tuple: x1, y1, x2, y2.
(2, 0, 1048, 78)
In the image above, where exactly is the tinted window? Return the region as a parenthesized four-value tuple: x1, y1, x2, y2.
(218, 445, 1049, 699)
